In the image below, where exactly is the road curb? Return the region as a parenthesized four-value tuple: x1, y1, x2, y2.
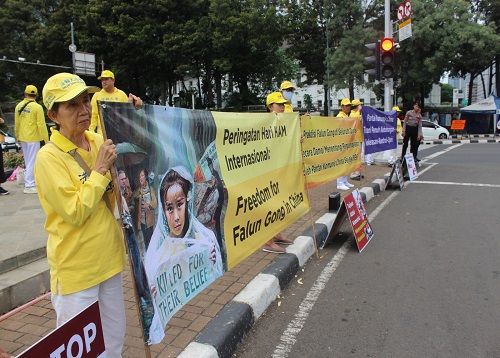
(179, 177, 387, 358)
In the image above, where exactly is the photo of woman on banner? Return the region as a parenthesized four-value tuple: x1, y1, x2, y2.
(117, 169, 154, 335)
(196, 156, 228, 271)
(134, 168, 158, 250)
(144, 165, 223, 344)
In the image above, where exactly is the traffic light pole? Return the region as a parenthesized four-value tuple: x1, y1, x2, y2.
(384, 0, 392, 111)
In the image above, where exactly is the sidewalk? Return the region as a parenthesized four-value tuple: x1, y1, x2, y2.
(0, 164, 391, 357)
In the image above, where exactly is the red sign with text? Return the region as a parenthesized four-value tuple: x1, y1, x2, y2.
(344, 189, 374, 252)
(17, 301, 106, 358)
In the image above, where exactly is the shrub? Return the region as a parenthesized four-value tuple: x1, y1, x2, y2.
(3, 152, 25, 169)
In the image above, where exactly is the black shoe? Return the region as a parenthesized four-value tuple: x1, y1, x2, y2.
(416, 158, 421, 162)
(351, 176, 361, 181)
(0, 187, 9, 195)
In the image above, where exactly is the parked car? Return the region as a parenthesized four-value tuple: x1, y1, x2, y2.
(1, 130, 21, 152)
(397, 120, 449, 140)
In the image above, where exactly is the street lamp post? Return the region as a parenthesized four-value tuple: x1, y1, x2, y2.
(190, 87, 196, 110)
(326, 17, 330, 117)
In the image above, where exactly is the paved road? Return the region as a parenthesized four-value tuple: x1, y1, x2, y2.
(235, 143, 500, 358)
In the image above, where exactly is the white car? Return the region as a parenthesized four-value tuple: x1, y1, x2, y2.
(1, 130, 21, 152)
(397, 120, 449, 140)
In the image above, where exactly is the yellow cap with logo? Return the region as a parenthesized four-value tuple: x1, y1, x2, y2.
(340, 98, 351, 106)
(351, 99, 363, 106)
(266, 92, 287, 106)
(42, 73, 99, 110)
(392, 106, 402, 112)
(97, 70, 115, 80)
(280, 81, 296, 91)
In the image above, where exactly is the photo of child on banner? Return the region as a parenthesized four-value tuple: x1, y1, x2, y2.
(343, 189, 374, 252)
(145, 165, 223, 344)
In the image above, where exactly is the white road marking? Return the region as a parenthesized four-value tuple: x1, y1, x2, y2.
(421, 143, 463, 161)
(272, 191, 400, 358)
(411, 181, 500, 188)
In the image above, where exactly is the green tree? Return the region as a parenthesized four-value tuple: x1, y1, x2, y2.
(440, 83, 454, 103)
(396, 0, 500, 107)
(209, 0, 285, 109)
(475, 0, 500, 96)
(0, 0, 61, 101)
(282, 0, 384, 113)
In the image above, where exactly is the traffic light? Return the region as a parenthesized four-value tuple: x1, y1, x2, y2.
(380, 37, 395, 78)
(365, 40, 381, 81)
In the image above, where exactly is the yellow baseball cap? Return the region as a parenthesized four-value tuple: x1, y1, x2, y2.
(280, 81, 296, 91)
(266, 92, 287, 106)
(340, 98, 351, 106)
(97, 70, 115, 80)
(392, 106, 402, 112)
(25, 85, 38, 95)
(42, 73, 99, 110)
(351, 99, 363, 106)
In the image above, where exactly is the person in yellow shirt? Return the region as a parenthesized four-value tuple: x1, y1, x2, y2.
(14, 85, 49, 194)
(336, 98, 354, 190)
(35, 72, 126, 356)
(389, 106, 403, 166)
(349, 99, 364, 180)
(280, 80, 296, 113)
(393, 106, 403, 134)
(90, 70, 143, 135)
(261, 92, 295, 254)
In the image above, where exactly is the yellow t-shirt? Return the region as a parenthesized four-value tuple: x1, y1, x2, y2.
(34, 130, 125, 294)
(90, 88, 129, 134)
(284, 102, 293, 113)
(337, 111, 349, 118)
(14, 99, 49, 143)
(349, 110, 361, 118)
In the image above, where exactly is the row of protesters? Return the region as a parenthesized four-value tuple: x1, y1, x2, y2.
(14, 85, 49, 194)
(34, 73, 127, 357)
(90, 70, 143, 135)
(0, 117, 9, 195)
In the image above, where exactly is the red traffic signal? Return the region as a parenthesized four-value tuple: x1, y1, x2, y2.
(381, 38, 394, 52)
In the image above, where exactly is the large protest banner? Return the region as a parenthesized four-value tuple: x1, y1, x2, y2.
(301, 116, 363, 188)
(361, 106, 397, 158)
(101, 104, 309, 345)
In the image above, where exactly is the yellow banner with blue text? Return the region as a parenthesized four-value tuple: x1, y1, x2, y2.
(301, 116, 363, 188)
(213, 112, 310, 268)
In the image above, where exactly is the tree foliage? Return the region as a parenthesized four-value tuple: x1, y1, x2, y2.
(0, 0, 499, 111)
(395, 0, 500, 107)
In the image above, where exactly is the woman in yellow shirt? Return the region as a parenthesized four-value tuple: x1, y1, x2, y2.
(35, 73, 126, 357)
